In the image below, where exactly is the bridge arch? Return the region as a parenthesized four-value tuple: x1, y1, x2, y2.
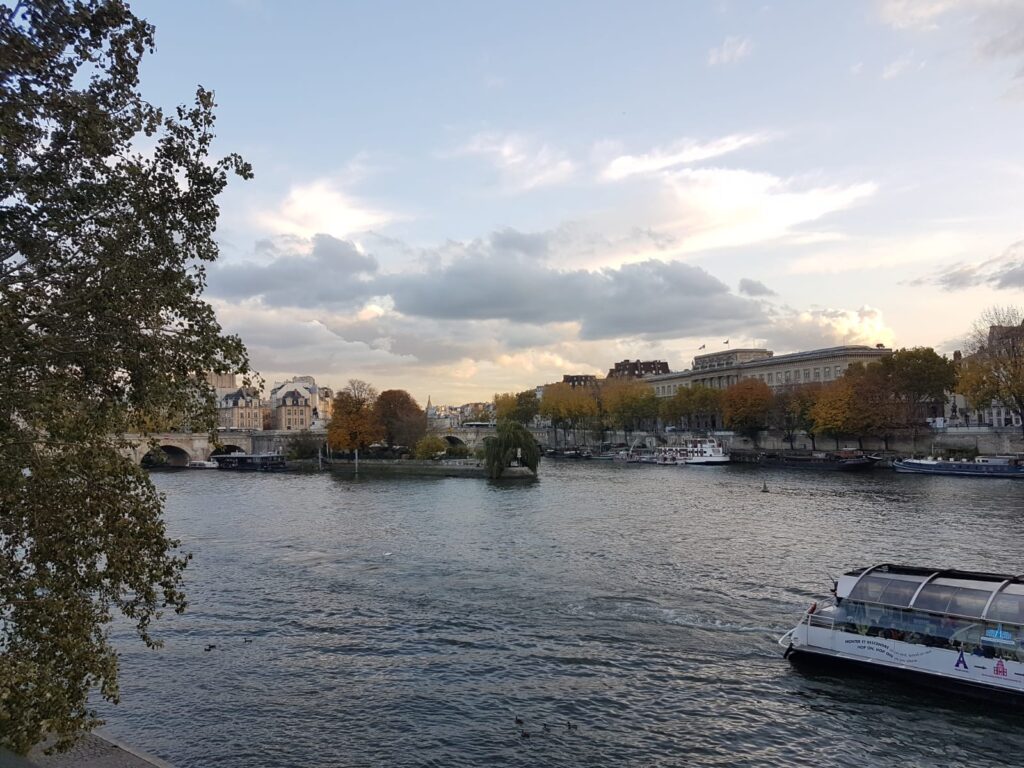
(212, 444, 245, 456)
(141, 445, 191, 468)
(443, 435, 466, 446)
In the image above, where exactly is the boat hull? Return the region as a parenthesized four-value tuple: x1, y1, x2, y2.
(787, 646, 1024, 702)
(893, 460, 1024, 478)
(761, 456, 876, 471)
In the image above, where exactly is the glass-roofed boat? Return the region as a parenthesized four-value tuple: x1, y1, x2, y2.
(779, 564, 1024, 696)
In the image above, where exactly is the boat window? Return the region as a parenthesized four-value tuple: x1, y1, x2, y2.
(913, 583, 959, 613)
(987, 592, 1024, 624)
(915, 583, 994, 617)
(849, 573, 926, 607)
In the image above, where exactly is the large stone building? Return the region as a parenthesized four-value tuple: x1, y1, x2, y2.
(274, 388, 313, 431)
(646, 344, 893, 397)
(217, 387, 266, 430)
(607, 359, 670, 379)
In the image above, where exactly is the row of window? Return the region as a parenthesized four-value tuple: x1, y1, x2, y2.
(834, 601, 1024, 662)
(652, 365, 848, 397)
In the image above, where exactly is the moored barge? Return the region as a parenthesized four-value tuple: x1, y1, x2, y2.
(893, 455, 1024, 478)
(780, 564, 1024, 697)
(213, 452, 288, 471)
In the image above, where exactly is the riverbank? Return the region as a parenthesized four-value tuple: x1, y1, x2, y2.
(1, 731, 173, 768)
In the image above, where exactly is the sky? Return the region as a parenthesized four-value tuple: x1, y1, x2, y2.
(132, 0, 1024, 405)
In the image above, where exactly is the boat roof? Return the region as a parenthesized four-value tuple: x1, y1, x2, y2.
(839, 564, 1024, 622)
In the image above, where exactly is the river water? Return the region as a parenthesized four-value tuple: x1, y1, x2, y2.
(99, 462, 1024, 767)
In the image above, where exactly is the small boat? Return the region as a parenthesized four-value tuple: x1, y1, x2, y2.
(187, 460, 219, 469)
(780, 564, 1024, 698)
(759, 450, 877, 471)
(213, 452, 288, 472)
(680, 437, 729, 466)
(893, 455, 1024, 478)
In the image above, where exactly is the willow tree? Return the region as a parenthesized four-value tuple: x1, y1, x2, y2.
(483, 420, 540, 479)
(1, 1, 251, 754)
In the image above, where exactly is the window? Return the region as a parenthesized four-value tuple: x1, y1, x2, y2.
(824, 368, 832, 379)
(814, 368, 820, 380)
(803, 369, 810, 382)
(784, 370, 792, 383)
(767, 372, 774, 384)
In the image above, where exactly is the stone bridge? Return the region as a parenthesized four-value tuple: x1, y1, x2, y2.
(439, 425, 551, 449)
(124, 431, 255, 466)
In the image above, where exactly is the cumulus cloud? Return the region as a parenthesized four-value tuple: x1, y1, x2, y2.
(207, 234, 378, 308)
(739, 278, 777, 297)
(452, 132, 575, 191)
(601, 133, 771, 181)
(762, 305, 896, 351)
(707, 36, 753, 66)
(257, 178, 392, 238)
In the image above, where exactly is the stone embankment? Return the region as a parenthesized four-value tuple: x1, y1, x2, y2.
(1, 731, 172, 768)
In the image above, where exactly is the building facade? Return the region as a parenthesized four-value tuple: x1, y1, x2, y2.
(274, 389, 313, 431)
(647, 344, 893, 398)
(217, 387, 265, 430)
(607, 359, 670, 379)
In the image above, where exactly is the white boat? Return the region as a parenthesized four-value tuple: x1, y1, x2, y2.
(679, 437, 729, 465)
(780, 564, 1024, 698)
(187, 460, 219, 469)
(653, 447, 684, 465)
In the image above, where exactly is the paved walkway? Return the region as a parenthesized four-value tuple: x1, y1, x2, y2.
(0, 732, 171, 768)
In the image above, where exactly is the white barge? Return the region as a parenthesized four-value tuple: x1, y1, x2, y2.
(780, 564, 1024, 697)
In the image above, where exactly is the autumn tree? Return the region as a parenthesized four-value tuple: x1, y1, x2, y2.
(844, 362, 899, 448)
(328, 380, 384, 468)
(601, 379, 658, 440)
(494, 392, 517, 421)
(659, 386, 691, 430)
(722, 379, 773, 444)
(539, 383, 598, 446)
(1, 1, 251, 753)
(374, 389, 425, 447)
(958, 306, 1024, 436)
(688, 385, 723, 432)
(413, 434, 448, 459)
(772, 384, 823, 449)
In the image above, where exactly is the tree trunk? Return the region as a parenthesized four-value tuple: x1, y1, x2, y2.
(354, 447, 359, 474)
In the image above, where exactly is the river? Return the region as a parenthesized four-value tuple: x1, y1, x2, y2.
(98, 462, 1024, 767)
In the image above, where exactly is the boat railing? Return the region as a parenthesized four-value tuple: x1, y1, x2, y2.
(804, 596, 837, 630)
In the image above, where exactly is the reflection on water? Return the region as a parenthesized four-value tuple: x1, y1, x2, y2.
(99, 463, 1024, 767)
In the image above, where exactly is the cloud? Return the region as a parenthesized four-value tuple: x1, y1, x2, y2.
(707, 36, 753, 66)
(452, 132, 575, 191)
(207, 234, 379, 308)
(601, 133, 771, 181)
(878, 0, 1024, 88)
(882, 52, 925, 78)
(762, 305, 896, 351)
(664, 168, 877, 253)
(739, 278, 777, 297)
(257, 178, 392, 238)
(916, 240, 1024, 290)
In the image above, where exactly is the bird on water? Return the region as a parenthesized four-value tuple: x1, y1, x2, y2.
(514, 715, 523, 726)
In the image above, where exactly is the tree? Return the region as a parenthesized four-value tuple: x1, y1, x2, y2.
(482, 420, 540, 479)
(413, 434, 447, 459)
(1, 1, 251, 754)
(659, 386, 691, 430)
(959, 306, 1024, 436)
(513, 389, 539, 425)
(880, 347, 957, 427)
(601, 379, 657, 441)
(286, 430, 322, 460)
(688, 385, 723, 431)
(327, 380, 384, 469)
(722, 379, 773, 443)
(374, 389, 425, 447)
(494, 392, 517, 422)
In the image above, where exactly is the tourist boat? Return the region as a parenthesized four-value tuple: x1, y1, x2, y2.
(187, 460, 219, 469)
(680, 437, 729, 466)
(759, 450, 878, 471)
(213, 452, 288, 471)
(779, 564, 1024, 698)
(892, 455, 1024, 478)
(653, 447, 684, 465)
